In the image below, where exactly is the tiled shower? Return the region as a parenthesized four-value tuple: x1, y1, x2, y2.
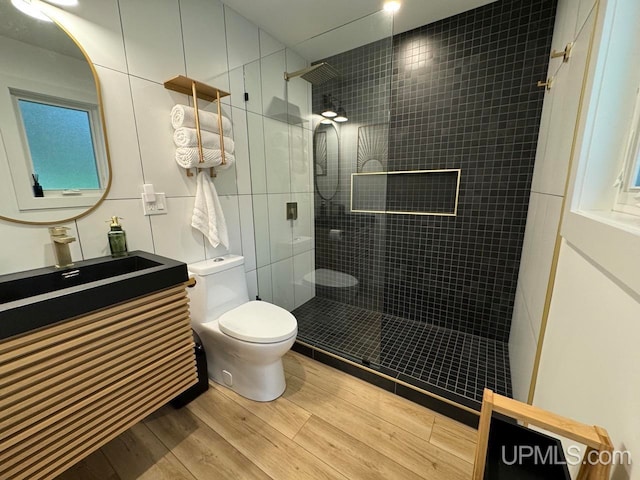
(292, 0, 557, 405)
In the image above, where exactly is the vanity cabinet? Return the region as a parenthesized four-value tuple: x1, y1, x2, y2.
(0, 282, 197, 479)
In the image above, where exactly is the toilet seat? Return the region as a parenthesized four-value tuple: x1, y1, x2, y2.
(218, 301, 297, 344)
(303, 268, 359, 288)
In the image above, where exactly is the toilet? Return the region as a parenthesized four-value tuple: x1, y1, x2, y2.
(302, 268, 359, 302)
(187, 254, 297, 402)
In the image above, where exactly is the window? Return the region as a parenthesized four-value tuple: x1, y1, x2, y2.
(18, 99, 100, 190)
(14, 91, 103, 194)
(614, 86, 640, 215)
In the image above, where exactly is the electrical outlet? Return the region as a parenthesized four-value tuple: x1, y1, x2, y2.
(142, 192, 167, 216)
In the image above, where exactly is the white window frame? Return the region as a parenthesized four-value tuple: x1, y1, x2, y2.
(613, 86, 640, 216)
(561, 0, 640, 299)
(10, 88, 107, 211)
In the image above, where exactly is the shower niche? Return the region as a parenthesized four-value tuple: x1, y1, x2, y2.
(351, 169, 461, 216)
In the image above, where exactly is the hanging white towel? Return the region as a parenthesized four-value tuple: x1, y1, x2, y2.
(171, 104, 233, 134)
(192, 171, 229, 249)
(173, 127, 235, 153)
(175, 147, 236, 169)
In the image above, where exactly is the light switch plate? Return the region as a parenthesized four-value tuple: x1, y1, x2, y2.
(142, 192, 167, 215)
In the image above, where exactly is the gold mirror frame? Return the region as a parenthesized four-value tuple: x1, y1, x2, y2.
(313, 121, 340, 201)
(0, 13, 112, 226)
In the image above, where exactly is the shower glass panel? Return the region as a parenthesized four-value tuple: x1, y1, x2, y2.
(289, 11, 393, 367)
(254, 0, 557, 410)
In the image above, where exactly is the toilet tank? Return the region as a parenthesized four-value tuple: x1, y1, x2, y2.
(187, 255, 249, 324)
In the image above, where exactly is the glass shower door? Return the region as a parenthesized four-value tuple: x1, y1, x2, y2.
(287, 10, 394, 368)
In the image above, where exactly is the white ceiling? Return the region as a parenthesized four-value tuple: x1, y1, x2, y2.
(222, 0, 497, 50)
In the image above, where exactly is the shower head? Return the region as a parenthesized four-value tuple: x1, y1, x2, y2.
(284, 62, 340, 85)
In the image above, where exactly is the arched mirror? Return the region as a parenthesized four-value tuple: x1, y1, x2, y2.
(313, 122, 339, 200)
(0, 2, 111, 225)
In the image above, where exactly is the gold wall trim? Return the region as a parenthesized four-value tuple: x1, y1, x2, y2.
(350, 168, 461, 216)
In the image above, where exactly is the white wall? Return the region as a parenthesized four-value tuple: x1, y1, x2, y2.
(531, 0, 640, 478)
(242, 46, 316, 311)
(0, 0, 314, 313)
(535, 241, 638, 480)
(509, 0, 598, 401)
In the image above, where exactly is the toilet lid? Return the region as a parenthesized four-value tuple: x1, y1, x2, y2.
(218, 301, 297, 344)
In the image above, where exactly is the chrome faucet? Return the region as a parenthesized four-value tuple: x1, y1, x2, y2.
(49, 226, 76, 268)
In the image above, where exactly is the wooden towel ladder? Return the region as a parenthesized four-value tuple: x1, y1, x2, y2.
(473, 389, 614, 480)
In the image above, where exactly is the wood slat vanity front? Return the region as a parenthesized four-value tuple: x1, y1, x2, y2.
(0, 282, 197, 480)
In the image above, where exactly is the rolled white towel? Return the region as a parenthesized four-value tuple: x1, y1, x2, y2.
(173, 127, 235, 153)
(171, 104, 232, 134)
(175, 147, 235, 169)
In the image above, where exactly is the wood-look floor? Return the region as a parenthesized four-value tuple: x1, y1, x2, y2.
(55, 351, 477, 480)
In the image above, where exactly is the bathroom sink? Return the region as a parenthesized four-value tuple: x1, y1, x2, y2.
(0, 251, 188, 340)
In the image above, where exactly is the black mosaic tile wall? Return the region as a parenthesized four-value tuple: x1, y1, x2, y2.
(385, 0, 556, 341)
(311, 0, 556, 342)
(312, 36, 393, 312)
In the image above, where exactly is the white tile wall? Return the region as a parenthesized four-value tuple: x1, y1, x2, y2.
(129, 77, 193, 197)
(289, 124, 312, 193)
(548, 0, 579, 75)
(238, 195, 257, 272)
(181, 0, 228, 82)
(508, 285, 538, 402)
(224, 6, 260, 70)
(517, 192, 563, 348)
(293, 249, 315, 308)
(530, 195, 563, 339)
(285, 49, 310, 128)
(77, 198, 155, 258)
(4, 0, 313, 315)
(257, 265, 273, 302)
(511, 0, 595, 403)
(246, 268, 258, 300)
(261, 51, 287, 120)
(576, 0, 597, 37)
(259, 30, 284, 58)
(271, 257, 294, 311)
(229, 66, 246, 110)
(531, 62, 572, 196)
(42, 0, 127, 73)
(209, 159, 238, 197)
(530, 83, 555, 194)
(252, 194, 271, 269)
(95, 66, 144, 200)
(0, 222, 76, 273)
(243, 60, 263, 115)
(231, 107, 252, 195)
(150, 195, 206, 263)
(292, 192, 314, 250)
(532, 0, 594, 197)
(264, 118, 291, 194)
(268, 193, 294, 263)
(247, 112, 267, 193)
(119, 0, 185, 83)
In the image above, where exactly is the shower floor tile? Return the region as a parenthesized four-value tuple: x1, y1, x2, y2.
(293, 296, 512, 403)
